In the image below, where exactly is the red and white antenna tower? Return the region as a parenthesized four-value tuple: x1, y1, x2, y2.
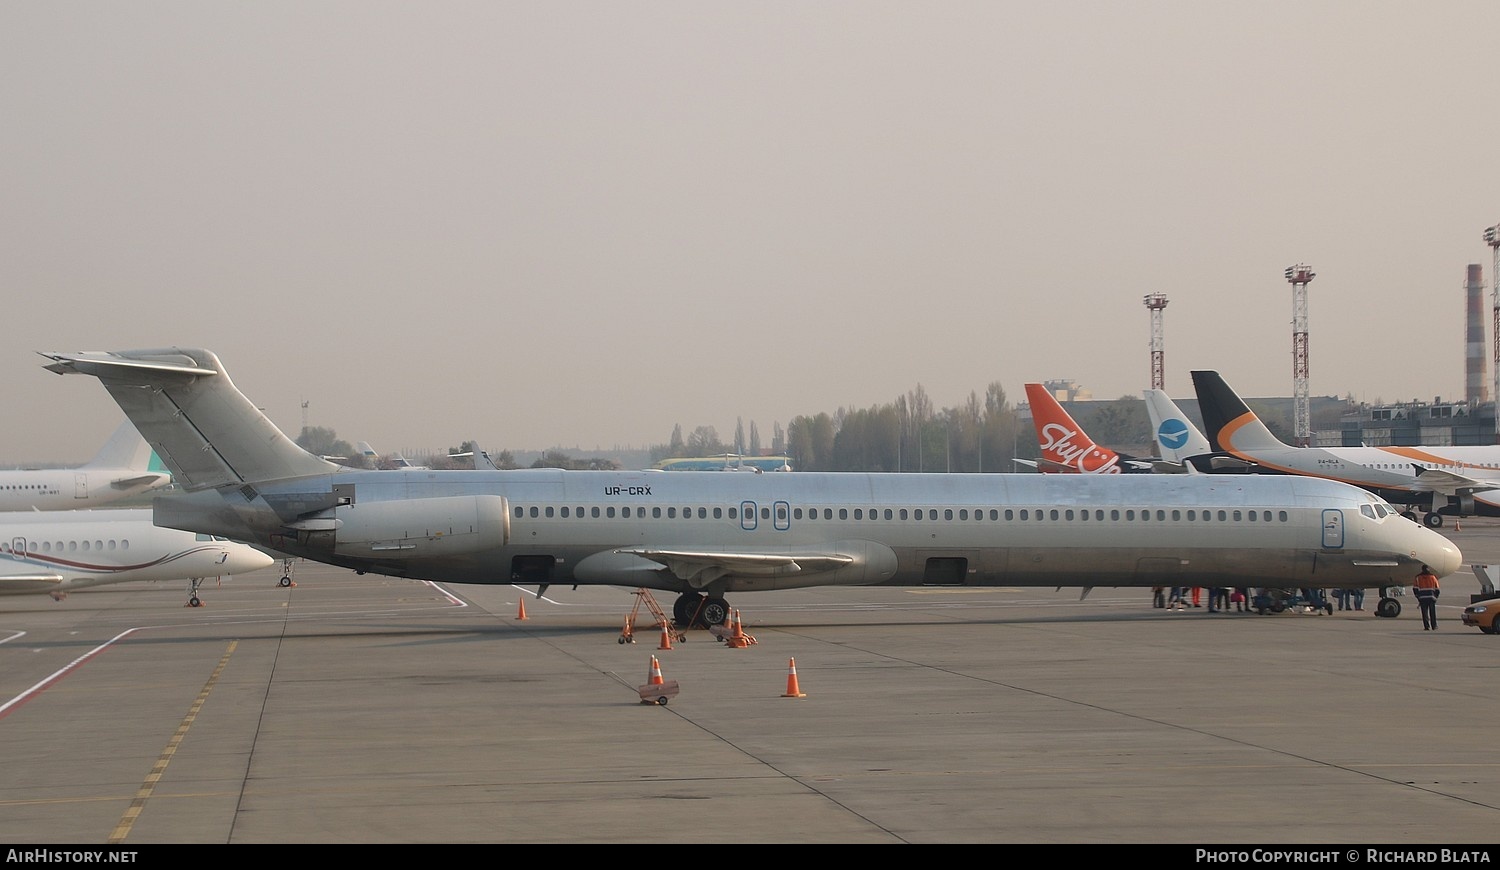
(1285, 264, 1315, 447)
(1143, 293, 1169, 391)
(1487, 224, 1500, 443)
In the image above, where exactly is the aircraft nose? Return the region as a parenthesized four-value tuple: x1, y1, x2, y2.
(226, 546, 276, 574)
(1421, 531, 1463, 579)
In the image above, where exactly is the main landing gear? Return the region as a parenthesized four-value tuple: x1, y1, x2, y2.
(1401, 509, 1448, 528)
(673, 592, 731, 629)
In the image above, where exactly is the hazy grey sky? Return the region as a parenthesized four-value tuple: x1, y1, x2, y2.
(5, 2, 1500, 464)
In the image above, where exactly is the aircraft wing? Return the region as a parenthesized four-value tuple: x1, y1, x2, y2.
(1410, 465, 1500, 496)
(1182, 453, 1258, 473)
(0, 572, 66, 594)
(612, 547, 855, 585)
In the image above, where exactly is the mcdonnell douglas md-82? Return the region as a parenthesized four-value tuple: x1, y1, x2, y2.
(40, 348, 1459, 626)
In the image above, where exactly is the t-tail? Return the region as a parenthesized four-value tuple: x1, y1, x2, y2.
(1190, 370, 1293, 454)
(1023, 383, 1124, 474)
(40, 349, 339, 491)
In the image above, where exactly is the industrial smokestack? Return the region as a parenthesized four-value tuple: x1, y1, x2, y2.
(1467, 264, 1488, 405)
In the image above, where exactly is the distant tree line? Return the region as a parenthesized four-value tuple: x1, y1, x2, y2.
(298, 382, 1333, 475)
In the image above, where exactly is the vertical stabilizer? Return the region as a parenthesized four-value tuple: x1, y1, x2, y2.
(1190, 370, 1292, 453)
(1142, 390, 1212, 463)
(40, 349, 340, 490)
(1023, 383, 1123, 474)
(82, 419, 154, 471)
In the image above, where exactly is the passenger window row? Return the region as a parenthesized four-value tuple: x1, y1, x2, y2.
(4, 538, 133, 554)
(512, 505, 1291, 523)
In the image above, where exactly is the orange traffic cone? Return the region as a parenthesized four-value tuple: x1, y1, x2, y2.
(725, 609, 752, 648)
(516, 597, 528, 620)
(638, 655, 679, 705)
(782, 658, 806, 698)
(658, 623, 673, 650)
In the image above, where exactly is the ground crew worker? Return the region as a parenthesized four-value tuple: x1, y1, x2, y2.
(1413, 564, 1441, 630)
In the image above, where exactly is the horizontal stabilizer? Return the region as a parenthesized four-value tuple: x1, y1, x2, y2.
(109, 472, 171, 491)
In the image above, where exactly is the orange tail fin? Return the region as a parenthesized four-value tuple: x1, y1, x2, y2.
(1024, 383, 1123, 474)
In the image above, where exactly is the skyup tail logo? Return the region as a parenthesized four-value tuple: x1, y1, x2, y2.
(1038, 423, 1122, 474)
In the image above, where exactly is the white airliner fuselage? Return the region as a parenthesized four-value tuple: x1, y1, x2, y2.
(1194, 369, 1500, 527)
(40, 348, 1461, 626)
(0, 421, 171, 511)
(0, 508, 274, 602)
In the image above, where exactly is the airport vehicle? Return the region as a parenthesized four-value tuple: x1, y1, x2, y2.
(0, 508, 274, 605)
(0, 420, 171, 511)
(1193, 370, 1500, 528)
(40, 348, 1460, 627)
(1460, 597, 1500, 634)
(1023, 384, 1155, 474)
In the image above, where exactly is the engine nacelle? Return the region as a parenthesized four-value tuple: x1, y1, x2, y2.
(332, 495, 509, 559)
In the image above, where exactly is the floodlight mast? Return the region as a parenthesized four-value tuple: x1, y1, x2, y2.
(1285, 265, 1315, 447)
(1143, 293, 1169, 391)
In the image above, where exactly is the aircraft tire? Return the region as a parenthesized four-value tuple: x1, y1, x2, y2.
(1423, 512, 1444, 528)
(1402, 511, 1418, 522)
(279, 576, 292, 587)
(673, 592, 702, 626)
(702, 597, 730, 627)
(1376, 598, 1401, 618)
(189, 596, 201, 608)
